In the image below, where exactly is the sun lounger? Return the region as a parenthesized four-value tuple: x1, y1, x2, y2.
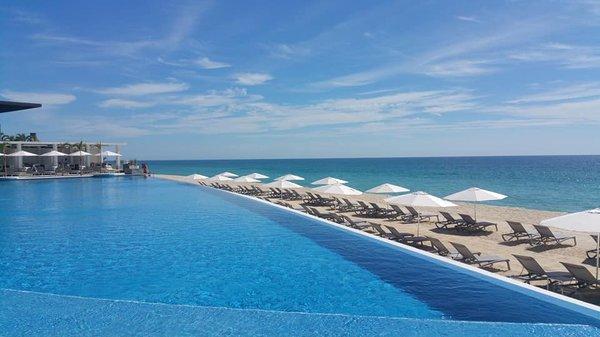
(370, 223, 413, 241)
(586, 235, 599, 259)
(512, 254, 572, 288)
(369, 202, 394, 218)
(428, 237, 459, 258)
(560, 262, 599, 290)
(530, 225, 576, 246)
(310, 207, 340, 222)
(340, 215, 376, 232)
(436, 211, 465, 229)
(450, 242, 510, 270)
(502, 221, 539, 242)
(458, 214, 498, 232)
(355, 201, 375, 216)
(384, 225, 432, 246)
(406, 206, 439, 222)
(388, 205, 415, 222)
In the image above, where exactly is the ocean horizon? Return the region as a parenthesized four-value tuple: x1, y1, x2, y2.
(148, 154, 600, 213)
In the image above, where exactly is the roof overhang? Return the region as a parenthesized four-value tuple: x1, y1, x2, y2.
(0, 101, 42, 113)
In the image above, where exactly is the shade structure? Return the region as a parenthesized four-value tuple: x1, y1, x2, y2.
(445, 187, 507, 221)
(311, 177, 348, 185)
(263, 180, 303, 189)
(218, 171, 238, 178)
(275, 174, 304, 181)
(386, 191, 458, 208)
(206, 175, 233, 182)
(96, 150, 122, 157)
(366, 183, 409, 194)
(385, 191, 457, 235)
(41, 150, 68, 157)
(233, 176, 261, 183)
(7, 150, 38, 157)
(187, 174, 208, 180)
(541, 209, 600, 279)
(247, 173, 269, 179)
(68, 151, 92, 156)
(312, 184, 362, 196)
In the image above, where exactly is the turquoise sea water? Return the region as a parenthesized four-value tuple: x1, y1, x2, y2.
(148, 156, 600, 212)
(0, 177, 598, 335)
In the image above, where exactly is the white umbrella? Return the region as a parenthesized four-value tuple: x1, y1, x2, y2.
(366, 183, 409, 194)
(7, 150, 38, 157)
(385, 191, 458, 235)
(68, 150, 92, 156)
(206, 175, 233, 182)
(311, 177, 348, 185)
(41, 150, 68, 157)
(187, 174, 208, 180)
(219, 171, 238, 178)
(541, 209, 600, 279)
(233, 176, 261, 183)
(275, 174, 305, 181)
(247, 173, 269, 179)
(312, 184, 362, 196)
(95, 150, 122, 157)
(263, 180, 303, 189)
(445, 187, 507, 221)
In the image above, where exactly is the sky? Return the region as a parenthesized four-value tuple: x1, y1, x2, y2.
(1, 0, 600, 160)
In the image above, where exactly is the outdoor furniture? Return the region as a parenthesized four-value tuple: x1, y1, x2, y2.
(587, 235, 599, 259)
(371, 223, 413, 241)
(512, 254, 572, 288)
(355, 201, 375, 216)
(458, 214, 498, 231)
(530, 225, 577, 246)
(450, 242, 510, 270)
(388, 204, 415, 222)
(406, 206, 439, 222)
(369, 202, 394, 218)
(436, 211, 465, 229)
(310, 207, 340, 222)
(384, 225, 432, 246)
(560, 262, 600, 290)
(340, 215, 376, 232)
(502, 221, 539, 242)
(428, 237, 459, 258)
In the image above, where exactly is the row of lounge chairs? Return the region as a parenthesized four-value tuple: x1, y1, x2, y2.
(502, 221, 577, 246)
(204, 181, 598, 297)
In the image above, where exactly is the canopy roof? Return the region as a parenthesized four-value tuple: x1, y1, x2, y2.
(275, 174, 305, 181)
(0, 101, 41, 113)
(263, 180, 303, 188)
(41, 150, 68, 157)
(233, 176, 261, 183)
(311, 177, 348, 185)
(445, 187, 507, 202)
(187, 174, 208, 180)
(366, 183, 410, 194)
(541, 209, 600, 233)
(247, 173, 269, 179)
(218, 171, 238, 178)
(312, 184, 362, 195)
(7, 150, 38, 157)
(385, 191, 457, 208)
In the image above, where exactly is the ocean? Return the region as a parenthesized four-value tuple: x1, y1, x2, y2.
(147, 156, 600, 212)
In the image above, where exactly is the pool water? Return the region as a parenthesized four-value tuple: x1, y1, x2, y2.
(0, 177, 598, 335)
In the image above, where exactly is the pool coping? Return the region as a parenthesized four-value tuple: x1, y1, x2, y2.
(170, 179, 600, 322)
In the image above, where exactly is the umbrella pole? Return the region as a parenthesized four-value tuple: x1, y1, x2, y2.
(596, 232, 599, 280)
(474, 203, 477, 222)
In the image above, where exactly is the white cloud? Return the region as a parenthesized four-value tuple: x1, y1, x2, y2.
(423, 59, 496, 77)
(456, 16, 481, 23)
(96, 82, 189, 96)
(508, 83, 600, 104)
(1, 90, 75, 105)
(99, 98, 155, 109)
(196, 57, 231, 69)
(508, 43, 600, 69)
(234, 73, 273, 86)
(267, 44, 310, 59)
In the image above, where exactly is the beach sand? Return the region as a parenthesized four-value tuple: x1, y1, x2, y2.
(156, 174, 600, 305)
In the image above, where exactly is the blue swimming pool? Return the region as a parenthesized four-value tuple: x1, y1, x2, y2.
(0, 177, 598, 336)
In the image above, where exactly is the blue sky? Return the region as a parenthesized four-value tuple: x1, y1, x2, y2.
(1, 0, 600, 159)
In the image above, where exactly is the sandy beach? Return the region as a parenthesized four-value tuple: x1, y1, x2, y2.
(156, 174, 600, 305)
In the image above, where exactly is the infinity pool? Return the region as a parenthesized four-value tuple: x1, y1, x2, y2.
(0, 177, 598, 336)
